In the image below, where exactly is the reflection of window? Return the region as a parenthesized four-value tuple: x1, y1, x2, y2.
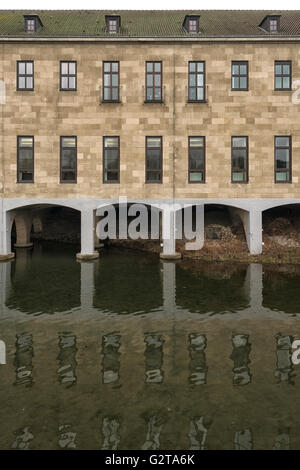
(275, 136, 291, 183)
(17, 61, 34, 91)
(231, 137, 248, 183)
(60, 137, 77, 183)
(60, 61, 77, 91)
(17, 136, 34, 183)
(103, 137, 120, 183)
(275, 61, 291, 90)
(145, 62, 162, 102)
(189, 137, 205, 183)
(103, 62, 119, 102)
(231, 61, 248, 90)
(188, 61, 205, 102)
(146, 137, 162, 183)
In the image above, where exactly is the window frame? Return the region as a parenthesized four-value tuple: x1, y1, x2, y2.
(274, 136, 292, 184)
(231, 136, 249, 184)
(17, 60, 34, 91)
(107, 17, 119, 34)
(60, 136, 77, 184)
(60, 61, 77, 91)
(145, 136, 163, 184)
(17, 135, 34, 184)
(103, 136, 120, 184)
(25, 18, 36, 33)
(274, 60, 292, 91)
(231, 61, 249, 91)
(102, 61, 120, 103)
(188, 136, 206, 184)
(270, 18, 278, 32)
(188, 18, 199, 33)
(145, 61, 163, 103)
(188, 61, 206, 103)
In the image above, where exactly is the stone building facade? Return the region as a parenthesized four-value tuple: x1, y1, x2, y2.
(1, 10, 300, 259)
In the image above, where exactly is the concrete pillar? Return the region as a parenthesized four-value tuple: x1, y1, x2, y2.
(14, 212, 33, 248)
(76, 209, 99, 260)
(245, 209, 262, 255)
(80, 261, 94, 313)
(0, 206, 14, 260)
(160, 207, 181, 260)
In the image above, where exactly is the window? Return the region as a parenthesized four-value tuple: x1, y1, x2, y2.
(232, 61, 248, 90)
(270, 19, 278, 31)
(189, 137, 205, 183)
(103, 137, 120, 183)
(275, 61, 291, 90)
(146, 137, 162, 183)
(17, 136, 34, 183)
(188, 18, 198, 33)
(275, 136, 291, 183)
(145, 62, 162, 102)
(17, 61, 34, 91)
(103, 62, 119, 102)
(60, 61, 77, 91)
(108, 18, 118, 33)
(60, 137, 77, 183)
(231, 137, 248, 183)
(188, 62, 205, 102)
(25, 18, 35, 32)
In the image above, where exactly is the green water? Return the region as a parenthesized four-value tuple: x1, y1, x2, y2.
(1, 242, 300, 449)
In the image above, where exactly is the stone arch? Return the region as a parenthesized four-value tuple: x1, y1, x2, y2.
(95, 200, 162, 245)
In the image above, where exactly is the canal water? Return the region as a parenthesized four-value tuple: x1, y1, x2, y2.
(0, 241, 300, 450)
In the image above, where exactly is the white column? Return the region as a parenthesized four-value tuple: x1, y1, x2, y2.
(160, 207, 181, 260)
(76, 209, 99, 260)
(0, 205, 14, 259)
(245, 209, 262, 255)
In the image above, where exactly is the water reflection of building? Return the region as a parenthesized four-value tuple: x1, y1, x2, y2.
(1, 256, 300, 449)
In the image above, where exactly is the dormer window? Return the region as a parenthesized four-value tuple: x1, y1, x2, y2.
(183, 15, 200, 34)
(25, 19, 35, 32)
(259, 15, 280, 33)
(106, 16, 120, 34)
(24, 15, 43, 33)
(270, 19, 278, 32)
(188, 19, 198, 33)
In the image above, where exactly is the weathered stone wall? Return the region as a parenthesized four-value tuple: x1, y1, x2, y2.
(1, 41, 300, 201)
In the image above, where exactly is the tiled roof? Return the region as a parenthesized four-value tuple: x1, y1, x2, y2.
(1, 10, 300, 38)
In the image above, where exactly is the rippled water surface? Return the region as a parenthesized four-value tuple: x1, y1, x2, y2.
(1, 242, 300, 450)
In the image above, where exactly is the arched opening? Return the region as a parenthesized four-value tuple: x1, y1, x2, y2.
(9, 204, 81, 254)
(262, 203, 300, 260)
(96, 202, 162, 254)
(175, 203, 248, 260)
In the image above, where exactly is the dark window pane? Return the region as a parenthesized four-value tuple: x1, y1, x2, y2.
(105, 171, 119, 181)
(147, 171, 161, 182)
(62, 171, 76, 181)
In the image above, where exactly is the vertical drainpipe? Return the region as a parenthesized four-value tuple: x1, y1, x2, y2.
(1, 42, 4, 202)
(172, 42, 176, 205)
